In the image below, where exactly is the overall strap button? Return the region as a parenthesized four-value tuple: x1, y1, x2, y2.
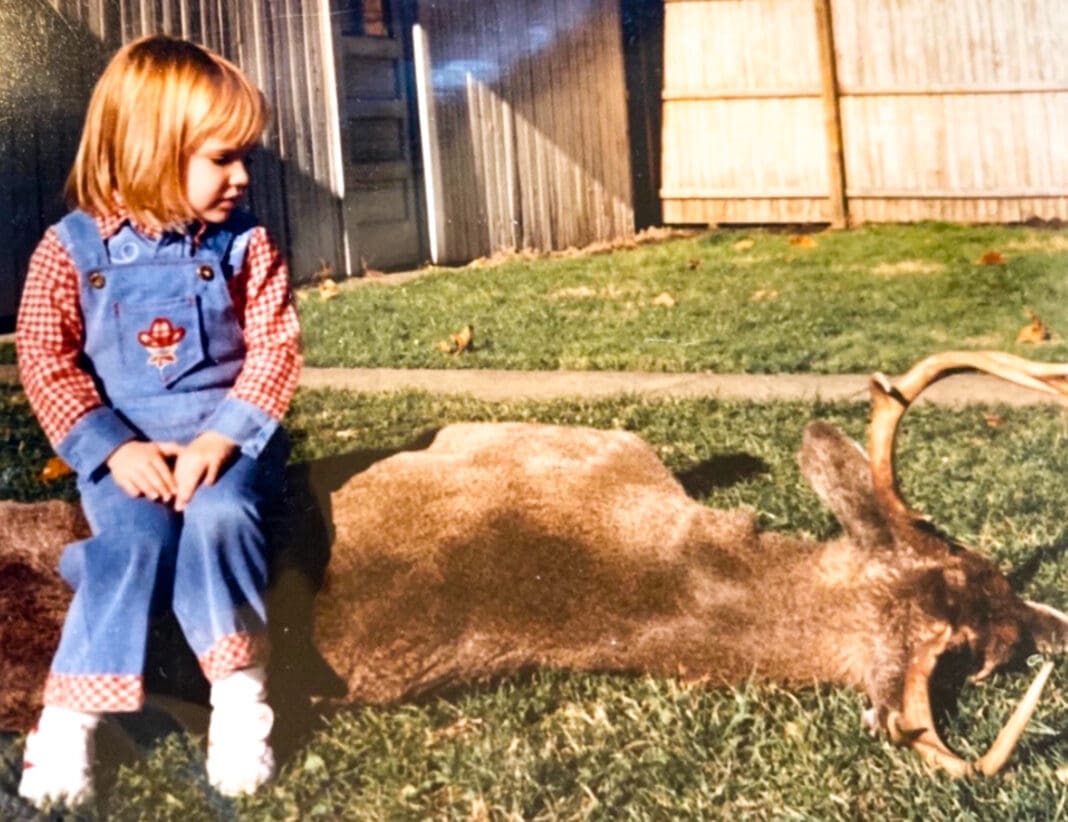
(197, 264, 215, 281)
(88, 272, 106, 289)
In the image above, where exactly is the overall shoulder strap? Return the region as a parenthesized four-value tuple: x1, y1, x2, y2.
(52, 210, 109, 276)
(198, 210, 259, 280)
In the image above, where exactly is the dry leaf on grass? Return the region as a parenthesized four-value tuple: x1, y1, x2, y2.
(978, 250, 1006, 265)
(751, 288, 779, 302)
(1016, 307, 1053, 344)
(652, 292, 677, 308)
(789, 235, 818, 249)
(733, 238, 755, 252)
(437, 324, 474, 354)
(318, 278, 339, 301)
(39, 456, 73, 482)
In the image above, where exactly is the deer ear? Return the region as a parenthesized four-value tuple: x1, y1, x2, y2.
(798, 421, 894, 550)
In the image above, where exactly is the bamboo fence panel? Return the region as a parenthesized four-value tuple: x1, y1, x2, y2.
(661, 0, 832, 224)
(833, 0, 1068, 223)
(662, 0, 1068, 225)
(417, 0, 634, 263)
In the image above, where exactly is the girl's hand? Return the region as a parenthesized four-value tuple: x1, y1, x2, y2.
(106, 440, 182, 502)
(173, 431, 238, 512)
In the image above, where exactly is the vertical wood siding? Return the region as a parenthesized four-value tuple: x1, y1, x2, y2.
(418, 0, 634, 263)
(662, 0, 1068, 225)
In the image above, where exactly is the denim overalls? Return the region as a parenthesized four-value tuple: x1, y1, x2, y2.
(43, 210, 288, 713)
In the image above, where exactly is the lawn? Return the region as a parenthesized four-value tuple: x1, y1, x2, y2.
(3, 385, 1068, 818)
(4, 222, 1068, 375)
(297, 222, 1068, 374)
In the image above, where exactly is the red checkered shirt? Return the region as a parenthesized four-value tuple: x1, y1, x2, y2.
(16, 211, 302, 449)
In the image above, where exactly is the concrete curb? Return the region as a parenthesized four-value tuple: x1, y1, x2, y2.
(298, 368, 1067, 405)
(4, 363, 1066, 406)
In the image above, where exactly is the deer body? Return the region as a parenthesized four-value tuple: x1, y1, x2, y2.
(4, 352, 1068, 774)
(312, 420, 1044, 731)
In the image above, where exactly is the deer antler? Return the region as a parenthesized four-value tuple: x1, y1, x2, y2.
(893, 626, 1054, 776)
(869, 351, 1068, 535)
(870, 352, 1068, 775)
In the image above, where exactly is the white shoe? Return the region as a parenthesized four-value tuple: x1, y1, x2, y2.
(18, 707, 99, 808)
(206, 667, 276, 796)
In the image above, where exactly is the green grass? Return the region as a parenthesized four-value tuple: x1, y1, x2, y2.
(298, 222, 1068, 374)
(4, 385, 1068, 817)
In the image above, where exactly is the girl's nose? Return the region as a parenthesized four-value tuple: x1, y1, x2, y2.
(230, 160, 249, 188)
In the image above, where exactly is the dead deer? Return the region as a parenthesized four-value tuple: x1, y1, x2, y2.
(3, 352, 1068, 779)
(311, 351, 1068, 777)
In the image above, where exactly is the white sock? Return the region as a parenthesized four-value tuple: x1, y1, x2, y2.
(206, 667, 275, 796)
(18, 706, 100, 808)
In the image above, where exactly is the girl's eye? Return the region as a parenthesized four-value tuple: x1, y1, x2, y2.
(213, 152, 250, 166)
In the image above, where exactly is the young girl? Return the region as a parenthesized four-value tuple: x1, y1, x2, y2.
(15, 35, 301, 806)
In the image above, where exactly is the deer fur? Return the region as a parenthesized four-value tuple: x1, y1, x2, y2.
(2, 414, 1066, 771)
(311, 420, 1068, 726)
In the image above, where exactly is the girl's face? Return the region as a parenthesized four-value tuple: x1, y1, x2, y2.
(185, 138, 251, 224)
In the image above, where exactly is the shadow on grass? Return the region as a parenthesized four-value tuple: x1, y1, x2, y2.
(675, 453, 769, 500)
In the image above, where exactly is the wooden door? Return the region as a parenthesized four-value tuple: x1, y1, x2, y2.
(338, 1, 426, 271)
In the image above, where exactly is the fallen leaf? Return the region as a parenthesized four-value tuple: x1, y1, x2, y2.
(437, 324, 474, 354)
(318, 278, 339, 300)
(452, 324, 474, 353)
(789, 235, 818, 249)
(1016, 307, 1052, 344)
(978, 250, 1006, 265)
(687, 257, 701, 270)
(983, 412, 1005, 428)
(733, 238, 755, 252)
(751, 288, 779, 302)
(40, 456, 73, 482)
(652, 292, 677, 308)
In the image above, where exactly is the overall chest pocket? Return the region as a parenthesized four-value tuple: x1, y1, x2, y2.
(115, 296, 207, 388)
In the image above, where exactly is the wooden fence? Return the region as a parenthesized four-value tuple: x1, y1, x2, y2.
(416, 0, 634, 263)
(1, 0, 346, 324)
(661, 0, 1068, 225)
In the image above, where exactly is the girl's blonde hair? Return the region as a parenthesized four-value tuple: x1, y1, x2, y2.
(66, 35, 268, 229)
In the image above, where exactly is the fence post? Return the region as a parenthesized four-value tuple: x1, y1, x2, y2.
(814, 0, 848, 228)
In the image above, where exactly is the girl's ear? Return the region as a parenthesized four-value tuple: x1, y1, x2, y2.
(797, 421, 893, 551)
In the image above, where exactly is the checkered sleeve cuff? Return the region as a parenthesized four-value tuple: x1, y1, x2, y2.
(55, 406, 137, 478)
(198, 397, 279, 459)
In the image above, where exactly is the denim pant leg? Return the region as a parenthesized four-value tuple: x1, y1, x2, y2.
(173, 433, 288, 682)
(45, 477, 180, 712)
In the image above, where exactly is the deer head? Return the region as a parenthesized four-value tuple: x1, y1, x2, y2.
(863, 352, 1068, 775)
